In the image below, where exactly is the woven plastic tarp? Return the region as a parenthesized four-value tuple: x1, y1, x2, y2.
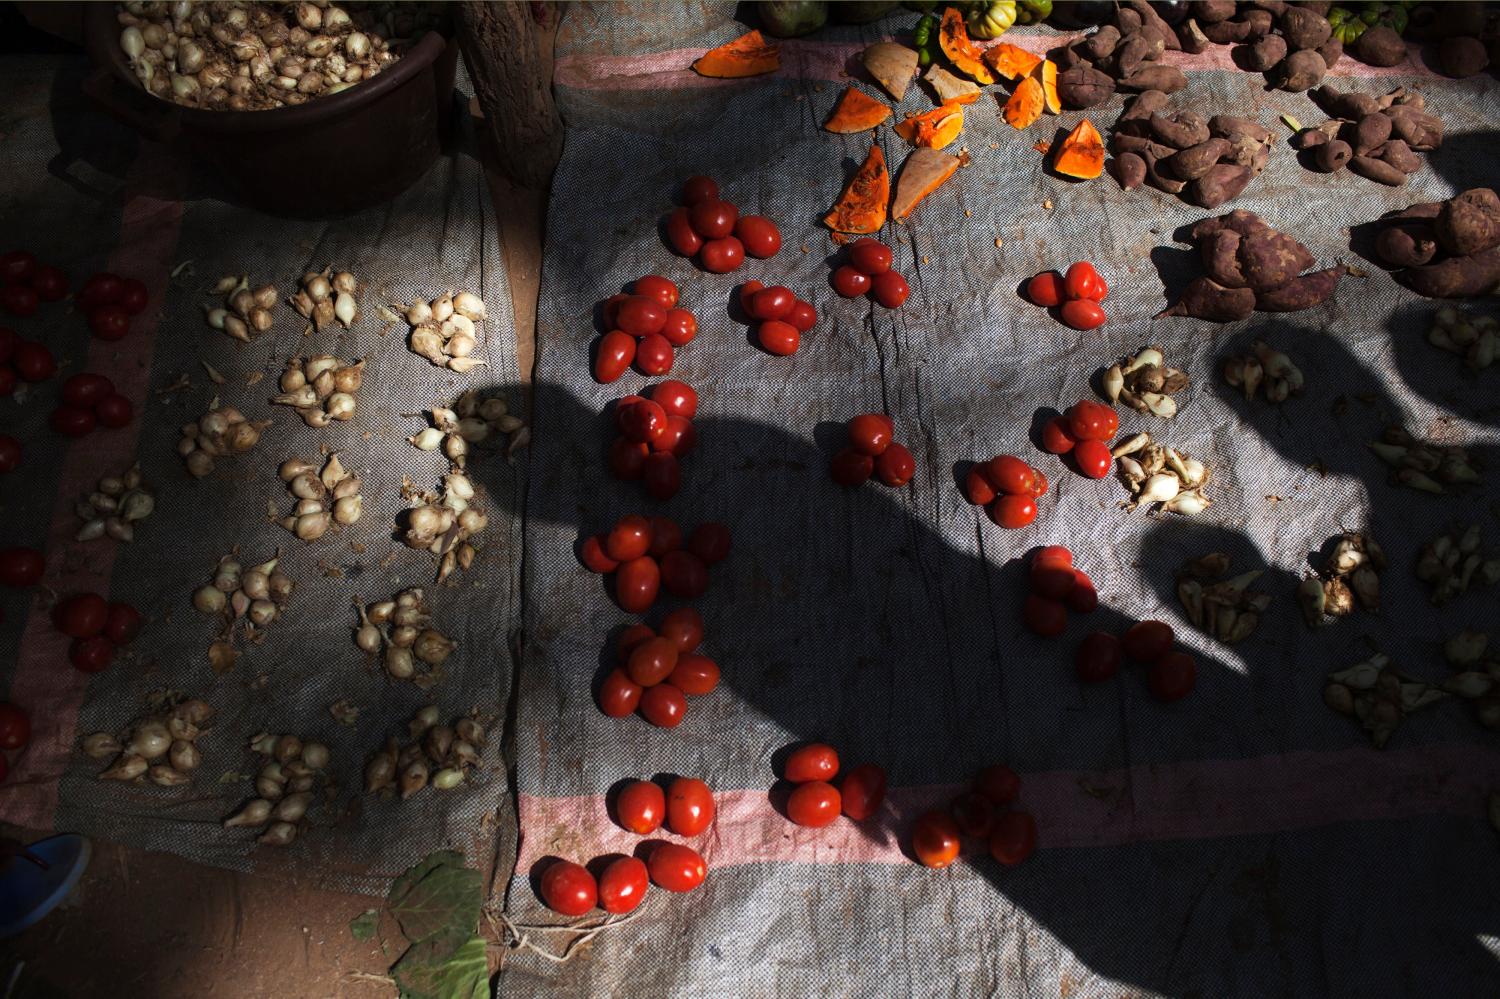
(499, 5, 1500, 996)
(0, 54, 520, 896)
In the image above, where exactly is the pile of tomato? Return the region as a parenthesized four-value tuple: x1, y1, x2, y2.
(736, 280, 818, 356)
(53, 592, 143, 673)
(829, 413, 914, 488)
(775, 742, 888, 827)
(963, 454, 1049, 529)
(597, 607, 720, 729)
(606, 381, 700, 501)
(1076, 619, 1197, 701)
(0, 701, 30, 784)
(1025, 261, 1108, 331)
(664, 175, 781, 274)
(0, 327, 57, 397)
(596, 276, 697, 382)
(1039, 399, 1118, 480)
(831, 238, 910, 310)
(1020, 545, 1099, 637)
(580, 515, 730, 614)
(52, 372, 134, 438)
(0, 250, 70, 317)
(912, 765, 1037, 869)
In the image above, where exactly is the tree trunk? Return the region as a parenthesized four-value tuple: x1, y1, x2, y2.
(455, 1, 562, 190)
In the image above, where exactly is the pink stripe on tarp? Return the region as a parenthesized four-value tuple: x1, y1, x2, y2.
(554, 33, 1438, 92)
(0, 146, 185, 830)
(515, 742, 1500, 872)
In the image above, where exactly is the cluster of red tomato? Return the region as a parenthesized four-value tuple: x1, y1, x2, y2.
(736, 280, 818, 357)
(664, 175, 782, 273)
(0, 250, 70, 317)
(580, 514, 731, 615)
(1039, 400, 1118, 480)
(0, 327, 58, 398)
(78, 271, 150, 341)
(0, 547, 46, 588)
(1020, 545, 1099, 637)
(52, 592, 143, 673)
(777, 742, 888, 827)
(912, 765, 1037, 869)
(831, 238, 910, 310)
(829, 413, 915, 488)
(963, 455, 1050, 530)
(51, 372, 135, 439)
(606, 381, 699, 500)
(542, 832, 709, 915)
(0, 701, 31, 783)
(597, 608, 720, 729)
(1076, 619, 1196, 701)
(1025, 261, 1108, 331)
(596, 276, 697, 382)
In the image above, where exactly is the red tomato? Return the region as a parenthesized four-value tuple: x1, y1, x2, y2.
(0, 435, 20, 473)
(660, 308, 697, 346)
(668, 654, 719, 695)
(50, 405, 96, 438)
(689, 200, 737, 239)
(104, 602, 143, 644)
(1034, 545, 1073, 567)
(848, 238, 893, 276)
(757, 320, 800, 356)
(847, 413, 892, 456)
(647, 517, 683, 559)
(1065, 569, 1098, 612)
(1122, 620, 1174, 662)
(88, 305, 130, 341)
(627, 636, 679, 687)
(874, 442, 915, 487)
(616, 623, 656, 663)
(737, 280, 764, 314)
(639, 682, 687, 727)
(13, 341, 55, 381)
(614, 556, 661, 614)
(1072, 439, 1112, 479)
(0, 702, 30, 750)
(616, 296, 666, 337)
(786, 780, 842, 827)
(870, 271, 910, 309)
(54, 592, 108, 638)
(682, 175, 719, 205)
(1059, 299, 1107, 330)
(0, 327, 14, 363)
(839, 763, 887, 821)
(597, 856, 649, 914)
(598, 668, 643, 717)
(602, 293, 629, 329)
(598, 856, 649, 914)
(984, 455, 1035, 495)
(642, 451, 681, 501)
(831, 265, 871, 298)
(652, 379, 698, 420)
(1063, 261, 1105, 301)
(78, 272, 122, 308)
(540, 860, 598, 916)
(658, 607, 702, 653)
(687, 522, 730, 564)
(734, 215, 782, 258)
(786, 299, 817, 332)
(31, 265, 68, 302)
(61, 373, 114, 408)
(0, 366, 15, 396)
(70, 636, 115, 673)
(635, 333, 674, 376)
(615, 779, 666, 833)
(95, 394, 133, 428)
(1148, 651, 1197, 701)
(989, 811, 1037, 866)
(1029, 559, 1076, 599)
(1075, 631, 1123, 682)
(912, 810, 962, 868)
(950, 790, 996, 838)
(1040, 415, 1077, 454)
(117, 278, 149, 315)
(749, 285, 795, 321)
(964, 467, 996, 505)
(784, 743, 839, 783)
(659, 549, 708, 598)
(0, 285, 38, 317)
(974, 764, 1021, 806)
(1022, 594, 1067, 637)
(0, 548, 45, 587)
(700, 236, 745, 273)
(654, 416, 695, 458)
(606, 515, 653, 562)
(665, 208, 703, 256)
(608, 437, 649, 480)
(0, 251, 37, 284)
(633, 275, 679, 308)
(667, 776, 716, 836)
(1065, 400, 1118, 442)
(830, 447, 874, 487)
(647, 842, 706, 892)
(594, 330, 636, 383)
(619, 398, 668, 446)
(988, 494, 1037, 529)
(1026, 270, 1065, 307)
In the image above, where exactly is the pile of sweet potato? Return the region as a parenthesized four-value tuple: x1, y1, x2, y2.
(1177, 1, 1341, 91)
(1161, 210, 1346, 322)
(1054, 0, 1187, 110)
(1110, 91, 1274, 209)
(1375, 189, 1500, 298)
(1290, 85, 1442, 187)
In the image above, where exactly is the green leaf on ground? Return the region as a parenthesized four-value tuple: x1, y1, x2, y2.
(387, 851, 482, 953)
(349, 909, 379, 942)
(392, 933, 489, 999)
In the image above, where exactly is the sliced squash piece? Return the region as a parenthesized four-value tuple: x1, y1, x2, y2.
(893, 147, 962, 221)
(938, 8, 995, 85)
(1003, 76, 1044, 130)
(1053, 119, 1105, 179)
(924, 65, 982, 105)
(825, 87, 892, 133)
(824, 144, 890, 234)
(1036, 59, 1060, 114)
(983, 42, 1042, 81)
(862, 42, 918, 101)
(692, 30, 781, 78)
(895, 103, 964, 149)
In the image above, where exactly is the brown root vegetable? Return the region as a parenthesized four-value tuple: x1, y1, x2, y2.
(1238, 10, 1274, 40)
(1312, 85, 1381, 119)
(1110, 133, 1177, 160)
(1240, 34, 1288, 72)
(1085, 25, 1122, 60)
(1113, 152, 1148, 191)
(1200, 18, 1252, 44)
(1057, 65, 1116, 109)
(1375, 138, 1422, 175)
(1277, 50, 1327, 92)
(1149, 111, 1211, 149)
(1386, 108, 1443, 151)
(1178, 18, 1212, 54)
(1114, 7, 1143, 35)
(1293, 128, 1330, 150)
(1167, 138, 1232, 180)
(1120, 89, 1170, 122)
(1435, 189, 1500, 257)
(1159, 277, 1256, 322)
(1439, 37, 1489, 77)
(1316, 35, 1343, 69)
(1144, 152, 1188, 194)
(1188, 164, 1253, 209)
(1248, 0, 1286, 15)
(1255, 266, 1346, 312)
(1201, 229, 1249, 287)
(1349, 155, 1407, 186)
(1393, 201, 1443, 221)
(1396, 248, 1500, 298)
(1121, 66, 1187, 92)
(1191, 209, 1270, 242)
(1209, 115, 1273, 145)
(1375, 224, 1438, 268)
(1055, 40, 1094, 70)
(1113, 35, 1152, 78)
(1126, 0, 1181, 50)
(1191, 1, 1235, 25)
(1315, 139, 1352, 172)
(1278, 8, 1332, 50)
(1226, 136, 1270, 174)
(1351, 114, 1392, 155)
(1134, 25, 1169, 61)
(1237, 230, 1316, 290)
(1354, 26, 1406, 67)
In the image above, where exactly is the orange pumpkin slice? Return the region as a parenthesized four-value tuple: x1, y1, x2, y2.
(824, 144, 889, 234)
(692, 29, 781, 78)
(1036, 59, 1060, 114)
(1003, 76, 1044, 130)
(825, 86, 892, 133)
(983, 42, 1042, 82)
(894, 103, 964, 149)
(893, 147, 962, 221)
(938, 8, 995, 85)
(1053, 119, 1105, 179)
(924, 65, 981, 105)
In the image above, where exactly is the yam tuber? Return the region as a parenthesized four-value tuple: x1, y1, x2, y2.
(1375, 139, 1422, 175)
(1254, 266, 1346, 312)
(1120, 90, 1170, 123)
(1386, 109, 1443, 152)
(1278, 7, 1332, 50)
(1350, 114, 1392, 155)
(1396, 249, 1500, 298)
(1277, 50, 1327, 92)
(1435, 189, 1500, 257)
(1316, 35, 1343, 70)
(1316, 139, 1352, 172)
(1354, 26, 1406, 67)
(1167, 138, 1232, 181)
(1114, 152, 1148, 191)
(1312, 85, 1381, 120)
(1375, 224, 1438, 268)
(1240, 34, 1287, 72)
(1121, 66, 1187, 93)
(1349, 155, 1407, 186)
(1193, 1, 1235, 25)
(1084, 25, 1122, 61)
(1200, 17, 1252, 44)
(1188, 164, 1252, 209)
(1058, 65, 1117, 109)
(1438, 37, 1488, 78)
(1149, 111, 1210, 150)
(1159, 277, 1256, 322)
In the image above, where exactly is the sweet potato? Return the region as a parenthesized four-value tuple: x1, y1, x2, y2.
(1435, 189, 1500, 257)
(1114, 34, 1152, 78)
(1375, 224, 1438, 268)
(1159, 277, 1256, 322)
(1240, 34, 1287, 72)
(1316, 35, 1342, 69)
(1189, 163, 1253, 209)
(1121, 66, 1187, 93)
(1248, 0, 1285, 15)
(1226, 136, 1270, 174)
(1392, 201, 1443, 222)
(1120, 90, 1171, 122)
(1386, 108, 1444, 151)
(1191, 0, 1235, 25)
(1191, 209, 1269, 242)
(1113, 152, 1148, 191)
(1312, 85, 1381, 119)
(1200, 229, 1249, 287)
(1209, 116, 1273, 145)
(1354, 26, 1406, 67)
(1254, 266, 1346, 312)
(1235, 229, 1316, 290)
(1315, 139, 1352, 172)
(1144, 152, 1188, 194)
(1349, 155, 1407, 186)
(1057, 65, 1117, 109)
(1396, 248, 1500, 298)
(1200, 17, 1252, 44)
(1277, 50, 1327, 92)
(1238, 9, 1274, 40)
(1135, 23, 1170, 60)
(1126, 0, 1181, 49)
(1084, 25, 1122, 61)
(1111, 133, 1177, 161)
(1439, 37, 1489, 78)
(1278, 7, 1331, 49)
(1375, 138, 1422, 175)
(1167, 138, 1232, 180)
(1348, 114, 1392, 155)
(1294, 128, 1329, 150)
(1114, 7, 1143, 35)
(1150, 111, 1211, 150)
(1178, 19, 1212, 54)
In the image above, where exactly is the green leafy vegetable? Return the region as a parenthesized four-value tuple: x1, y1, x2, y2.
(350, 909, 380, 942)
(393, 934, 488, 999)
(388, 850, 483, 955)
